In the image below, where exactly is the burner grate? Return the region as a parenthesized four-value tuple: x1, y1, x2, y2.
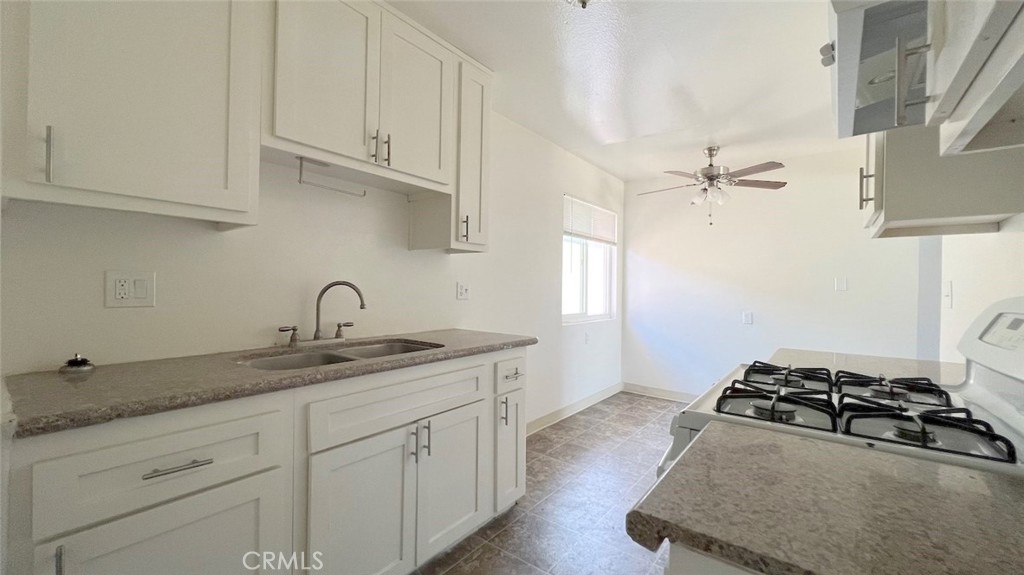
(838, 394, 1017, 463)
(835, 370, 951, 407)
(715, 380, 838, 432)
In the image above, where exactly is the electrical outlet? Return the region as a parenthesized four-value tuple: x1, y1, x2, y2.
(834, 277, 849, 292)
(742, 311, 754, 325)
(456, 282, 471, 301)
(105, 271, 156, 308)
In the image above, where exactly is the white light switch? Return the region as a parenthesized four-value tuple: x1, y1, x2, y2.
(944, 280, 953, 309)
(834, 277, 848, 292)
(105, 271, 156, 308)
(742, 311, 754, 325)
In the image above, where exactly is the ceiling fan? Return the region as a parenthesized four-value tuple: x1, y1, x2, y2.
(640, 146, 787, 207)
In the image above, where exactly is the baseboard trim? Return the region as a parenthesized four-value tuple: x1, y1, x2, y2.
(621, 382, 697, 403)
(526, 381, 624, 435)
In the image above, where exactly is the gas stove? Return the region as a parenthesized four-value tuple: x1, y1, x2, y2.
(658, 297, 1024, 477)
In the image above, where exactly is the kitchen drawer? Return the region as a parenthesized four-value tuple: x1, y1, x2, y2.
(494, 356, 526, 395)
(308, 365, 487, 453)
(32, 409, 288, 541)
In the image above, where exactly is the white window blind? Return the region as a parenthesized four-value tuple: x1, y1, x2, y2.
(563, 196, 617, 245)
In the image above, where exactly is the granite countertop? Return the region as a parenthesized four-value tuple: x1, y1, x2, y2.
(769, 347, 965, 384)
(6, 328, 537, 438)
(626, 421, 1024, 575)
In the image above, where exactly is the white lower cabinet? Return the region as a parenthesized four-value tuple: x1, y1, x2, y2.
(309, 425, 417, 575)
(309, 400, 490, 574)
(495, 388, 526, 511)
(415, 401, 489, 560)
(33, 469, 290, 575)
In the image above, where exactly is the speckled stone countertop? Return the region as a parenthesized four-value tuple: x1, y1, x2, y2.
(769, 347, 965, 384)
(626, 422, 1024, 575)
(6, 329, 537, 438)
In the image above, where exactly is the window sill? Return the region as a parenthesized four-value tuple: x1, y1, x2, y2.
(562, 315, 616, 326)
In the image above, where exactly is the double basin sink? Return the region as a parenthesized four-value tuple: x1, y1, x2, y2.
(243, 340, 442, 371)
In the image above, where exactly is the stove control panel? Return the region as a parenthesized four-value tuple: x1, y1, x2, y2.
(982, 313, 1024, 351)
(960, 297, 1024, 381)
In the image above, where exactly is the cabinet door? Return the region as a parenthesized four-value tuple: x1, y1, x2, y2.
(309, 426, 417, 575)
(455, 62, 490, 247)
(495, 389, 526, 511)
(32, 469, 289, 575)
(26, 0, 257, 212)
(379, 13, 455, 185)
(416, 401, 489, 561)
(275, 0, 381, 163)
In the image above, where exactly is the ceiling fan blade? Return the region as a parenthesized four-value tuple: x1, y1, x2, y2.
(638, 183, 700, 196)
(665, 170, 699, 179)
(732, 179, 787, 190)
(728, 161, 784, 179)
(690, 189, 708, 206)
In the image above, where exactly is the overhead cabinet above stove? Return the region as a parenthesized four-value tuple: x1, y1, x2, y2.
(827, 0, 1024, 156)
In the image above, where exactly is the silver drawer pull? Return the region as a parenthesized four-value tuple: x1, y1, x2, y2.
(504, 368, 524, 381)
(142, 458, 213, 480)
(55, 544, 64, 575)
(858, 167, 875, 210)
(45, 125, 54, 183)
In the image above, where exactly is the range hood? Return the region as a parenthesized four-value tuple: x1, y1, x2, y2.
(828, 0, 930, 138)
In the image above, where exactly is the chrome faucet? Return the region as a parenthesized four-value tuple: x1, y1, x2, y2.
(314, 281, 366, 340)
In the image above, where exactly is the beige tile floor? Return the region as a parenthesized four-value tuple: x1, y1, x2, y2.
(416, 392, 687, 575)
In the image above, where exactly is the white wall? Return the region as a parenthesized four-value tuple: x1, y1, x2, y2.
(0, 112, 624, 425)
(939, 213, 1024, 362)
(622, 144, 925, 398)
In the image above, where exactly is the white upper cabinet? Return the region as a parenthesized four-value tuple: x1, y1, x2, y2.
(456, 62, 491, 247)
(859, 125, 1024, 237)
(267, 2, 460, 195)
(8, 0, 260, 225)
(930, 1, 1024, 155)
(379, 12, 455, 185)
(275, 0, 382, 163)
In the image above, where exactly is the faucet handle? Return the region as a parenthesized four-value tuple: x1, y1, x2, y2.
(278, 326, 300, 347)
(335, 322, 354, 339)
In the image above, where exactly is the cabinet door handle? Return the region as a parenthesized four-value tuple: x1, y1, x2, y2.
(55, 544, 64, 575)
(422, 421, 432, 456)
(141, 458, 213, 480)
(383, 134, 392, 166)
(504, 368, 523, 381)
(858, 167, 875, 211)
(461, 215, 470, 241)
(410, 429, 419, 462)
(45, 125, 54, 183)
(893, 38, 931, 127)
(370, 129, 380, 163)
(500, 397, 509, 426)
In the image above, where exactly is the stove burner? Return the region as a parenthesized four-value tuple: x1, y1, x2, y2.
(868, 385, 911, 401)
(771, 373, 804, 387)
(892, 421, 937, 444)
(750, 399, 798, 422)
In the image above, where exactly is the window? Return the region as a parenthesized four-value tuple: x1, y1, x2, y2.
(562, 196, 617, 323)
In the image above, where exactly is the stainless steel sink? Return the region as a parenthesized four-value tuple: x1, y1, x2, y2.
(244, 352, 354, 371)
(338, 341, 439, 359)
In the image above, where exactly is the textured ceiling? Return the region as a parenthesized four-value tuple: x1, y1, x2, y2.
(391, 0, 856, 182)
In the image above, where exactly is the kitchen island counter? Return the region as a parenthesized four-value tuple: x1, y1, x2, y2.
(5, 328, 536, 437)
(626, 421, 1024, 575)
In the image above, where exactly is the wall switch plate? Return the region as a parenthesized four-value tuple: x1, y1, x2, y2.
(944, 280, 954, 309)
(105, 271, 156, 308)
(742, 311, 754, 325)
(456, 282, 470, 300)
(834, 277, 849, 292)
